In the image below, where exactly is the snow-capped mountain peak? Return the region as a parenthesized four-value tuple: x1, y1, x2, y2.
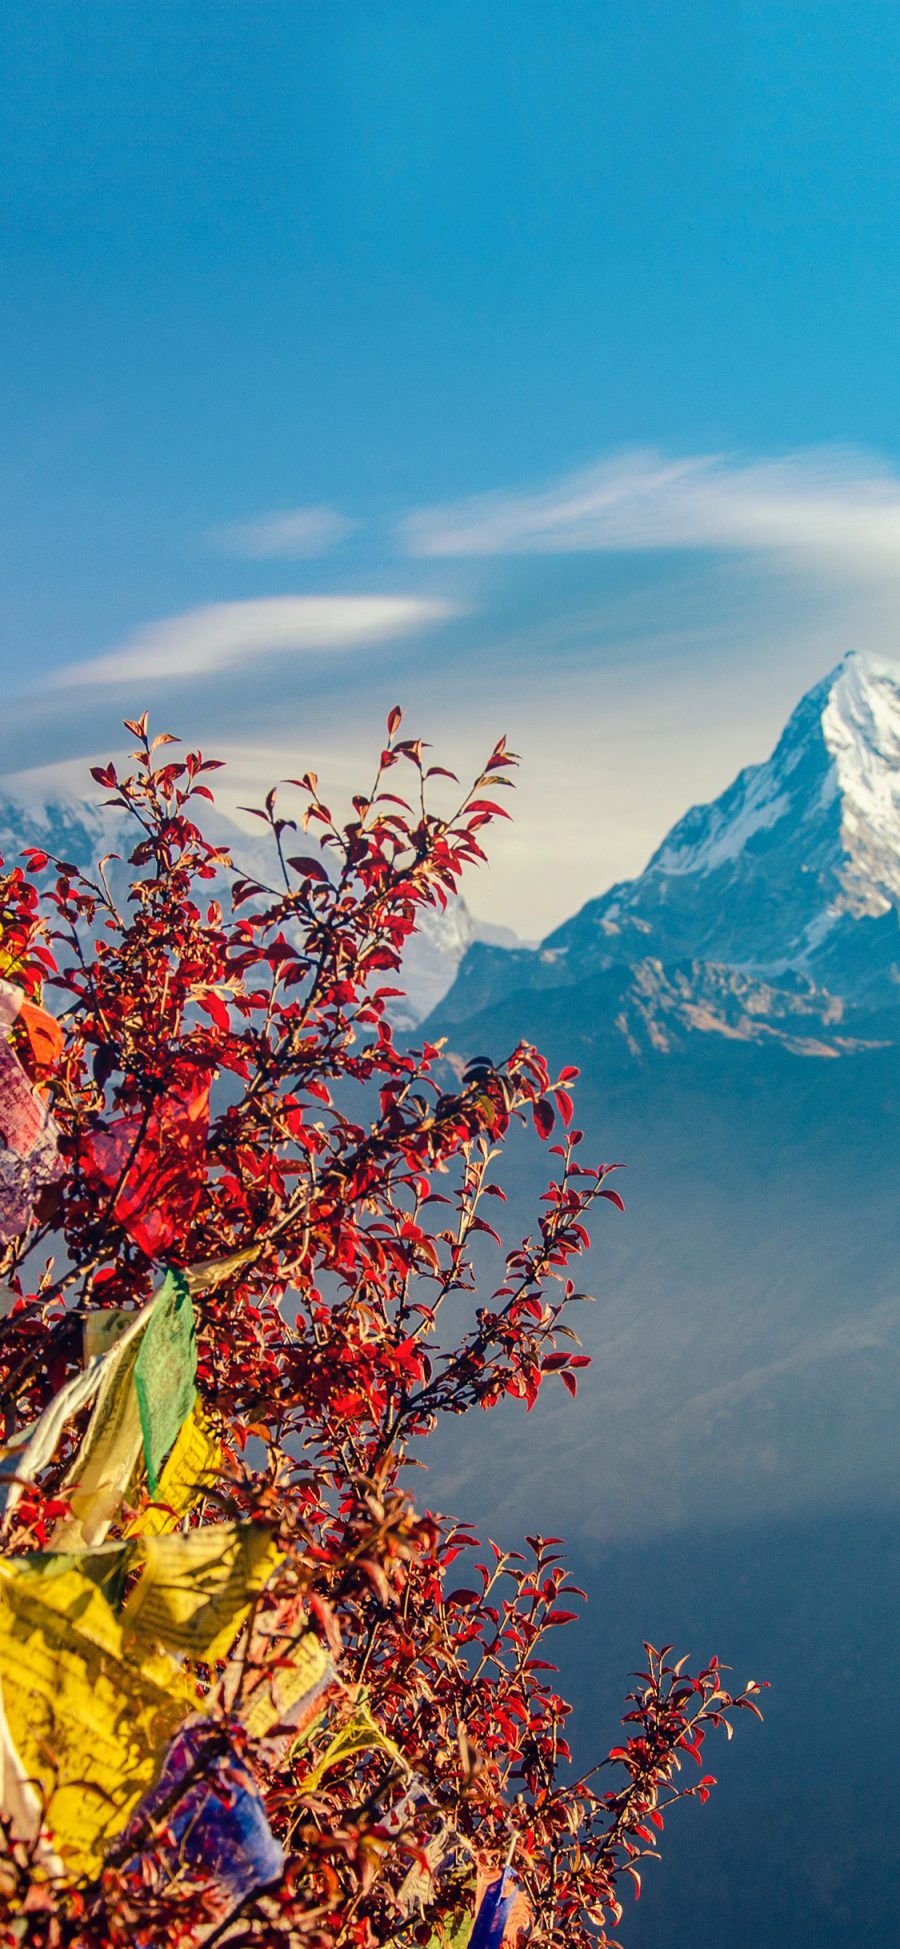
(820, 652, 900, 914)
(431, 654, 900, 1027)
(648, 651, 900, 910)
(546, 651, 900, 1000)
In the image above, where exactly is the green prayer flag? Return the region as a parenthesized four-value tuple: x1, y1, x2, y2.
(133, 1271, 197, 1493)
(427, 1917, 474, 1949)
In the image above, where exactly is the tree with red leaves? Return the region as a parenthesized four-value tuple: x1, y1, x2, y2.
(0, 712, 763, 1948)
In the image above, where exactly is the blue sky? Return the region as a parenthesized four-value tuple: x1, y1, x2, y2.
(3, 2, 900, 929)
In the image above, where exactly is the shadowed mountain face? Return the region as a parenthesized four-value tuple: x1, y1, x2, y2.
(419, 653, 900, 1947)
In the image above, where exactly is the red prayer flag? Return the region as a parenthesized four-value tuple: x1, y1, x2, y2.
(84, 1072, 210, 1258)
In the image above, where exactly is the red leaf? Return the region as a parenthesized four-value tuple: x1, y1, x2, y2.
(533, 1099, 555, 1140)
(287, 856, 331, 884)
(196, 991, 230, 1032)
(599, 1187, 625, 1212)
(554, 1087, 574, 1127)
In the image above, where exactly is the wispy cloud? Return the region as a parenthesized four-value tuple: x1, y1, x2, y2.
(400, 445, 900, 578)
(63, 595, 458, 687)
(212, 505, 355, 558)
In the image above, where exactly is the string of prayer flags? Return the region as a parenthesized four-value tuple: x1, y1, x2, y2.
(54, 1275, 198, 1543)
(5, 1273, 198, 1537)
(129, 1718, 284, 1927)
(301, 1698, 406, 1795)
(82, 1071, 210, 1260)
(0, 1552, 198, 1875)
(122, 1521, 282, 1664)
(125, 1396, 222, 1538)
(133, 1270, 197, 1493)
(469, 1867, 531, 1949)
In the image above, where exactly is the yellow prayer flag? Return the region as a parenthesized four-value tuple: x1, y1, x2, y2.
(51, 1333, 145, 1550)
(125, 1398, 222, 1538)
(0, 1295, 153, 1522)
(81, 1309, 133, 1361)
(122, 1522, 282, 1664)
(240, 1628, 332, 1741)
(0, 1555, 198, 1876)
(301, 1699, 406, 1794)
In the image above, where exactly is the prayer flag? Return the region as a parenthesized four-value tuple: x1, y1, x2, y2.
(0, 979, 63, 1092)
(123, 1521, 282, 1664)
(82, 1308, 133, 1360)
(0, 1674, 64, 1883)
(302, 1699, 406, 1794)
(0, 1034, 61, 1245)
(427, 1918, 475, 1949)
(469, 1867, 531, 1949)
(16, 1000, 64, 1087)
(82, 1072, 210, 1259)
(0, 1553, 198, 1874)
(0, 982, 21, 1034)
(133, 1270, 197, 1493)
(398, 1820, 456, 1916)
(126, 1396, 222, 1537)
(129, 1717, 283, 1925)
(51, 1326, 145, 1549)
(239, 1627, 333, 1744)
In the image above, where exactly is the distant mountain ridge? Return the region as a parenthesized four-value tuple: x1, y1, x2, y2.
(0, 784, 519, 1028)
(432, 652, 900, 1041)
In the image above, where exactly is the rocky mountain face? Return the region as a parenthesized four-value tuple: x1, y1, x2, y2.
(433, 651, 900, 1039)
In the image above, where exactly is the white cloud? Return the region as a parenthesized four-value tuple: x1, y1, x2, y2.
(400, 445, 900, 579)
(63, 595, 459, 686)
(212, 505, 355, 559)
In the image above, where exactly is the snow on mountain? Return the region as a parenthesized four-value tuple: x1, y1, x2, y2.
(647, 650, 900, 913)
(432, 652, 900, 1029)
